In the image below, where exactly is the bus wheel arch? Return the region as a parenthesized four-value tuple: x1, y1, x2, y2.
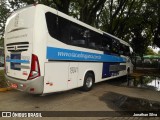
(81, 71, 95, 91)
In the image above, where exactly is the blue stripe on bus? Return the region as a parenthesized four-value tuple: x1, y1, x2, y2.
(47, 47, 126, 63)
(6, 59, 30, 64)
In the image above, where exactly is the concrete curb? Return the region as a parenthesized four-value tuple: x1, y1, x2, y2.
(0, 87, 12, 92)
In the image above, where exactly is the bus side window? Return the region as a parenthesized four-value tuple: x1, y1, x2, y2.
(70, 23, 86, 47)
(121, 45, 130, 56)
(102, 37, 112, 52)
(87, 30, 103, 50)
(112, 39, 119, 55)
(58, 16, 70, 44)
(72, 40, 86, 47)
(45, 12, 60, 40)
(119, 43, 124, 55)
(45, 12, 71, 44)
(88, 42, 96, 49)
(125, 46, 130, 56)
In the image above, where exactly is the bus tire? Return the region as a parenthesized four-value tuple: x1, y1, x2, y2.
(82, 72, 94, 91)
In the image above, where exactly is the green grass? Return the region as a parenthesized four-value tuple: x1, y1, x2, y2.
(0, 70, 8, 88)
(0, 70, 4, 74)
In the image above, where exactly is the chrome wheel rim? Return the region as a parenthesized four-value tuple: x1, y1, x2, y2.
(86, 77, 93, 88)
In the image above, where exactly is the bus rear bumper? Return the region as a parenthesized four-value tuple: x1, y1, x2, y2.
(5, 74, 44, 94)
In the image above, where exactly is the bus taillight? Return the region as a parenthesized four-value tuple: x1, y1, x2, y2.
(28, 54, 40, 80)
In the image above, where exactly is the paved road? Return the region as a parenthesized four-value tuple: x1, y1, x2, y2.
(0, 79, 160, 120)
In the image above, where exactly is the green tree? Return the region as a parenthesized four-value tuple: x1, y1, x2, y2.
(0, 1, 10, 47)
(148, 0, 160, 48)
(99, 0, 156, 57)
(7, 0, 108, 27)
(99, 0, 135, 37)
(145, 47, 157, 55)
(77, 0, 106, 25)
(1, 0, 160, 55)
(8, 0, 71, 14)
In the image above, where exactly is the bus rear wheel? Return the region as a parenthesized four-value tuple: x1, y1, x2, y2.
(82, 72, 94, 91)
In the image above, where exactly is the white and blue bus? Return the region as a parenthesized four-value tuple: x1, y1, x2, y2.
(4, 4, 133, 94)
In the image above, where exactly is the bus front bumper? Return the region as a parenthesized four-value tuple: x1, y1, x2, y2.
(5, 74, 44, 94)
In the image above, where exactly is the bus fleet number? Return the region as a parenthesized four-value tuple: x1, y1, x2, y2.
(70, 67, 78, 74)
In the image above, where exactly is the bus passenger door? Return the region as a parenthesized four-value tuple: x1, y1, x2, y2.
(68, 63, 79, 89)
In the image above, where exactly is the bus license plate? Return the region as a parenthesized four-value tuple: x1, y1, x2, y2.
(11, 83, 18, 89)
(11, 54, 21, 70)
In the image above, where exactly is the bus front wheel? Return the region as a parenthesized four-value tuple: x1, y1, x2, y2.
(82, 72, 94, 91)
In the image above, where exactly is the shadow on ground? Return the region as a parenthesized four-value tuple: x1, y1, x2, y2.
(99, 92, 160, 112)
